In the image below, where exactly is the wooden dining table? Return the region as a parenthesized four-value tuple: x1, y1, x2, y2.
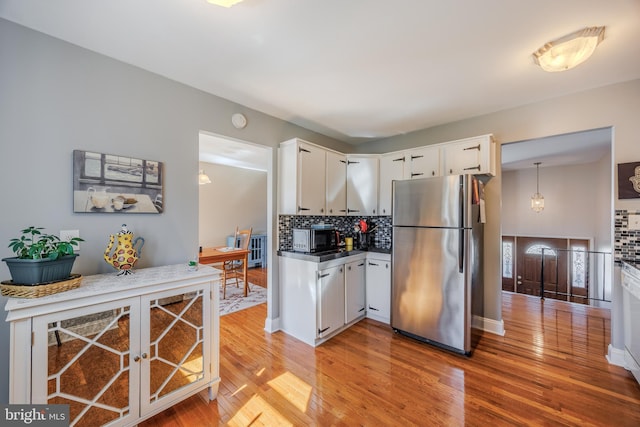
(199, 246, 251, 296)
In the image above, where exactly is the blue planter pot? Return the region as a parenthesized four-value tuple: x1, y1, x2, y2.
(2, 254, 78, 285)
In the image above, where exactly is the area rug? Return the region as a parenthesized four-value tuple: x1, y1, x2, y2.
(219, 283, 267, 316)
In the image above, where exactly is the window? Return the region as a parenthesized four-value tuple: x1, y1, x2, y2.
(502, 240, 513, 278)
(525, 244, 557, 256)
(571, 246, 587, 288)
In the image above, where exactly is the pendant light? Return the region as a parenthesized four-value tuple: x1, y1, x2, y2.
(531, 162, 544, 213)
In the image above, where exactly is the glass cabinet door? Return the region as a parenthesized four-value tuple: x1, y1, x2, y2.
(140, 284, 211, 416)
(32, 298, 140, 427)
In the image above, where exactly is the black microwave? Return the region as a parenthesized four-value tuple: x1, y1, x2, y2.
(292, 228, 338, 253)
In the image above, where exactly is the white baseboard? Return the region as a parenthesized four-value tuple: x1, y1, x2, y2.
(607, 344, 626, 367)
(264, 316, 280, 333)
(472, 315, 505, 336)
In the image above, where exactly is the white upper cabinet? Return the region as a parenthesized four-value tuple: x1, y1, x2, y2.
(408, 145, 440, 179)
(441, 134, 495, 176)
(278, 138, 327, 215)
(379, 151, 407, 216)
(326, 151, 347, 216)
(346, 155, 379, 216)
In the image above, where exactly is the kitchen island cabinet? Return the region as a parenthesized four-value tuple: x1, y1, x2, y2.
(6, 264, 221, 427)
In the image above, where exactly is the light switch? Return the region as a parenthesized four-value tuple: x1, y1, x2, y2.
(629, 214, 640, 231)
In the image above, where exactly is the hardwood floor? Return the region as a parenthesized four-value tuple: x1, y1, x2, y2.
(140, 292, 640, 426)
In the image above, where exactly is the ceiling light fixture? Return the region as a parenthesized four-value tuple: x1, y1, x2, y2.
(533, 26, 605, 72)
(199, 170, 212, 185)
(206, 0, 243, 7)
(531, 162, 544, 213)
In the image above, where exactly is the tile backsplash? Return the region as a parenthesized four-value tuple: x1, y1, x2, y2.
(278, 215, 392, 251)
(614, 209, 640, 264)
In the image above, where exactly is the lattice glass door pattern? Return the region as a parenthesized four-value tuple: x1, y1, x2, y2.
(32, 298, 139, 427)
(146, 289, 205, 403)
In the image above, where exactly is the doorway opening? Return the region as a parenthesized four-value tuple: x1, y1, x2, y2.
(500, 127, 613, 309)
(198, 131, 271, 318)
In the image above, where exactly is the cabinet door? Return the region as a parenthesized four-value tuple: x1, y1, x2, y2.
(32, 298, 140, 427)
(317, 265, 345, 338)
(346, 155, 379, 216)
(298, 142, 326, 215)
(379, 152, 406, 215)
(326, 151, 347, 215)
(366, 258, 391, 323)
(345, 259, 366, 324)
(408, 146, 440, 179)
(442, 136, 494, 175)
(140, 284, 211, 416)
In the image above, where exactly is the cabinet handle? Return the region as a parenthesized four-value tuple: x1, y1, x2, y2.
(319, 273, 330, 279)
(382, 209, 386, 214)
(373, 209, 376, 214)
(299, 147, 311, 153)
(368, 305, 379, 311)
(348, 266, 352, 270)
(141, 353, 148, 359)
(393, 157, 405, 162)
(368, 262, 379, 266)
(329, 209, 333, 213)
(320, 208, 324, 213)
(347, 208, 360, 213)
(339, 209, 347, 213)
(298, 206, 310, 212)
(134, 355, 140, 362)
(385, 264, 389, 269)
(431, 171, 435, 176)
(359, 307, 365, 312)
(411, 173, 423, 177)
(464, 165, 481, 171)
(358, 262, 365, 267)
(347, 160, 360, 165)
(463, 144, 481, 151)
(411, 155, 424, 160)
(449, 169, 453, 174)
(340, 160, 347, 164)
(318, 326, 330, 334)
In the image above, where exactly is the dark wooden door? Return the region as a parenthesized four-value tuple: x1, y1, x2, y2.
(516, 237, 567, 300)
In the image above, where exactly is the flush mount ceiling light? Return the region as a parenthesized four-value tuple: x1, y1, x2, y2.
(533, 26, 605, 72)
(531, 162, 544, 213)
(199, 170, 212, 185)
(206, 0, 243, 7)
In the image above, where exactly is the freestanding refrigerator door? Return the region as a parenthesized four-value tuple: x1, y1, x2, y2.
(391, 226, 471, 354)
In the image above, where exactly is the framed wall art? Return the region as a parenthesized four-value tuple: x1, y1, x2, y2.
(73, 150, 164, 213)
(617, 161, 640, 200)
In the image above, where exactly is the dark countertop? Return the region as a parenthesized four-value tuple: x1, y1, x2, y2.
(278, 247, 391, 263)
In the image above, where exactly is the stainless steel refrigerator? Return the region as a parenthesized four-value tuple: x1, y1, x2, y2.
(391, 174, 483, 355)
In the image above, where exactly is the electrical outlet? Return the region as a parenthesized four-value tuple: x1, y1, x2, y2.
(60, 229, 80, 251)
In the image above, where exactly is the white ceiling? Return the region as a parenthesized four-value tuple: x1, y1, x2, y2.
(199, 133, 269, 171)
(2, 0, 639, 147)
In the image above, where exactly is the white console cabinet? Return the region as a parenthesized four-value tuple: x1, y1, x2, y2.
(5, 264, 221, 427)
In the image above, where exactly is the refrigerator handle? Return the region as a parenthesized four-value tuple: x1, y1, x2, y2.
(458, 175, 465, 273)
(458, 229, 464, 273)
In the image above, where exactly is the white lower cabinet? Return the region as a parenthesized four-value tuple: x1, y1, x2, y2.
(317, 265, 345, 339)
(280, 253, 367, 346)
(345, 259, 366, 324)
(366, 255, 391, 324)
(6, 265, 220, 427)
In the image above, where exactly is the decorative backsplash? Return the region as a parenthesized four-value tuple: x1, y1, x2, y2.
(614, 209, 640, 264)
(278, 215, 392, 251)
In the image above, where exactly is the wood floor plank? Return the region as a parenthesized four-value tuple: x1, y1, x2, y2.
(140, 290, 640, 426)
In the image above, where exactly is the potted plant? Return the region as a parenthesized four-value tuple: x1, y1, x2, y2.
(2, 226, 84, 285)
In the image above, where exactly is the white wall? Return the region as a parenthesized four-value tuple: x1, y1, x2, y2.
(198, 162, 267, 248)
(502, 160, 608, 239)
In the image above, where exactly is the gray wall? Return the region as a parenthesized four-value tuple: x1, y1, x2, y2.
(358, 79, 640, 359)
(0, 18, 350, 403)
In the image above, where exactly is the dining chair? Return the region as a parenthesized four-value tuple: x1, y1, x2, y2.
(222, 227, 252, 299)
